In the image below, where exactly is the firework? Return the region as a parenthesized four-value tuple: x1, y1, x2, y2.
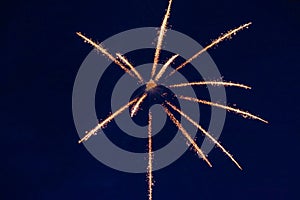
(147, 112, 154, 200)
(116, 53, 144, 83)
(154, 54, 179, 82)
(166, 22, 252, 78)
(165, 101, 242, 169)
(78, 98, 138, 143)
(76, 1, 267, 200)
(168, 81, 251, 90)
(151, 0, 173, 78)
(76, 32, 136, 79)
(131, 93, 148, 117)
(179, 96, 268, 123)
(163, 106, 212, 167)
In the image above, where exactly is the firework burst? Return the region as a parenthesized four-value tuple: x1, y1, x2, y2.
(76, 1, 267, 200)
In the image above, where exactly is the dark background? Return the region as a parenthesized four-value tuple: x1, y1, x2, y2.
(1, 0, 298, 199)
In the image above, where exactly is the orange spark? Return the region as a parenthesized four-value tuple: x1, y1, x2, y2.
(165, 101, 243, 170)
(167, 22, 252, 78)
(146, 80, 157, 91)
(151, 0, 173, 78)
(168, 81, 251, 89)
(147, 111, 154, 200)
(154, 54, 179, 82)
(78, 98, 138, 143)
(76, 32, 136, 79)
(179, 96, 268, 123)
(116, 53, 144, 83)
(163, 106, 212, 167)
(131, 93, 148, 117)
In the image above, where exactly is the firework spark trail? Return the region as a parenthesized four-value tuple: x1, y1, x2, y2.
(116, 53, 144, 83)
(168, 81, 251, 90)
(147, 112, 153, 200)
(154, 54, 179, 82)
(165, 101, 243, 170)
(166, 22, 252, 78)
(163, 106, 212, 167)
(78, 98, 138, 143)
(130, 93, 148, 117)
(76, 32, 136, 79)
(151, 0, 173, 79)
(179, 96, 268, 123)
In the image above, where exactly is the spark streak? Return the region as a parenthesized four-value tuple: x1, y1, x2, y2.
(116, 53, 144, 83)
(76, 32, 136, 79)
(151, 0, 173, 78)
(131, 93, 148, 117)
(163, 106, 212, 167)
(147, 112, 153, 200)
(154, 54, 179, 82)
(167, 22, 252, 78)
(78, 98, 138, 143)
(179, 96, 268, 123)
(168, 81, 251, 89)
(165, 101, 242, 169)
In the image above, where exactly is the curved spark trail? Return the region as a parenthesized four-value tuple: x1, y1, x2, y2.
(151, 0, 173, 78)
(154, 54, 179, 82)
(116, 53, 144, 83)
(166, 22, 252, 78)
(179, 96, 268, 124)
(165, 101, 242, 170)
(147, 112, 153, 200)
(163, 106, 212, 167)
(78, 98, 138, 143)
(168, 81, 251, 90)
(131, 93, 148, 117)
(76, 32, 136, 79)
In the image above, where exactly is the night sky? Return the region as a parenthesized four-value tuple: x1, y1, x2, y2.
(1, 0, 298, 199)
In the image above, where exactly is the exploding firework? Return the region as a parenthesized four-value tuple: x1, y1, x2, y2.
(166, 22, 252, 79)
(78, 98, 138, 144)
(168, 81, 251, 90)
(151, 0, 173, 79)
(76, 0, 267, 199)
(131, 93, 148, 117)
(147, 112, 154, 200)
(163, 106, 212, 167)
(165, 101, 242, 170)
(154, 54, 179, 82)
(178, 96, 268, 123)
(116, 53, 144, 83)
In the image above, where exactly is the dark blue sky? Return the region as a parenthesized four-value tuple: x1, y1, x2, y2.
(1, 0, 298, 199)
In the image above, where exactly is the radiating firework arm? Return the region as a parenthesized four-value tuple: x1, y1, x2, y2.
(163, 105, 212, 167)
(178, 96, 268, 123)
(166, 22, 252, 79)
(78, 98, 138, 143)
(168, 81, 251, 90)
(151, 0, 173, 78)
(165, 101, 243, 169)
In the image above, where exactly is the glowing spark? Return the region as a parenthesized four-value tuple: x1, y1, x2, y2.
(163, 106, 212, 167)
(116, 53, 144, 83)
(167, 22, 252, 78)
(168, 81, 251, 89)
(154, 54, 179, 82)
(147, 112, 154, 200)
(165, 101, 242, 170)
(146, 80, 157, 91)
(151, 0, 173, 78)
(179, 96, 268, 123)
(78, 98, 138, 143)
(131, 93, 148, 117)
(76, 32, 136, 79)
